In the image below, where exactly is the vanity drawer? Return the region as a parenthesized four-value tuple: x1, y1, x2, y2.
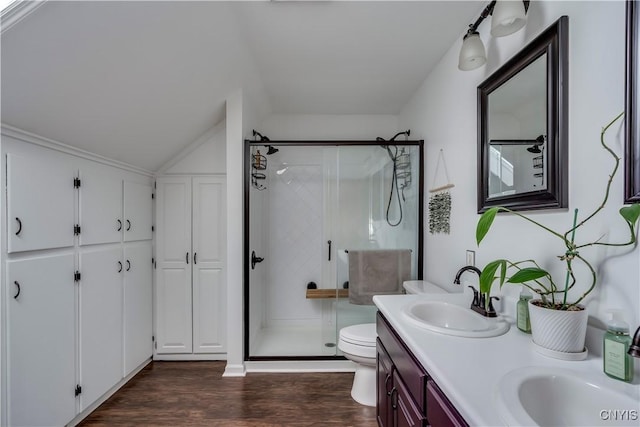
(377, 312, 427, 412)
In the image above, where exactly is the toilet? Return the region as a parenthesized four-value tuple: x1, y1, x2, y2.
(338, 323, 377, 407)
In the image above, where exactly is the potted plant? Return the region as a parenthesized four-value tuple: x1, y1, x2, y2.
(476, 113, 640, 355)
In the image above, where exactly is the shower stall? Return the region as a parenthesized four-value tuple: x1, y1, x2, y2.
(244, 138, 423, 360)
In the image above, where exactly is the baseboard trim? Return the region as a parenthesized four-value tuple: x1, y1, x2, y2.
(153, 353, 227, 361)
(222, 363, 247, 377)
(245, 360, 356, 373)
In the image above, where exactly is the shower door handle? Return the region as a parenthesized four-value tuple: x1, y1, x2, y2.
(251, 251, 264, 270)
(327, 240, 332, 261)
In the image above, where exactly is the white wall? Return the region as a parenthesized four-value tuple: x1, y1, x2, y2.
(400, 1, 639, 329)
(258, 114, 398, 140)
(163, 122, 226, 175)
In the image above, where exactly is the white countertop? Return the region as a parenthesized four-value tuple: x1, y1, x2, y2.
(373, 291, 640, 426)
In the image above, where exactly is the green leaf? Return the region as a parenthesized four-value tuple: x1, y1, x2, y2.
(479, 259, 507, 294)
(620, 204, 640, 225)
(507, 267, 549, 283)
(476, 207, 500, 245)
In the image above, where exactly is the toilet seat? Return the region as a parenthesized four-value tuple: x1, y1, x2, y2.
(339, 323, 377, 347)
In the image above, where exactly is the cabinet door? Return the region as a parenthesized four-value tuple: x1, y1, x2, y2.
(79, 247, 123, 410)
(394, 372, 426, 427)
(7, 254, 76, 427)
(7, 153, 75, 253)
(426, 380, 468, 427)
(78, 164, 123, 246)
(123, 181, 153, 242)
(192, 177, 226, 353)
(377, 340, 394, 427)
(155, 177, 193, 353)
(123, 243, 153, 375)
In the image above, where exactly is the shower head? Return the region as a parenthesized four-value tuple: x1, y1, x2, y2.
(527, 145, 542, 154)
(265, 145, 279, 155)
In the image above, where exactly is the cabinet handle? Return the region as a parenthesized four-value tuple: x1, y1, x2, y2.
(327, 240, 332, 261)
(118, 261, 123, 273)
(126, 220, 131, 231)
(126, 260, 131, 271)
(194, 252, 197, 264)
(117, 219, 122, 231)
(13, 281, 20, 299)
(15, 217, 22, 236)
(186, 252, 189, 264)
(390, 387, 398, 410)
(385, 374, 392, 396)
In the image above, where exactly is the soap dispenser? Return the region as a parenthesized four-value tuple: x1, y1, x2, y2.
(516, 287, 532, 333)
(603, 311, 634, 382)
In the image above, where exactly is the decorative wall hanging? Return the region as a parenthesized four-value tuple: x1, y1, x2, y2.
(428, 149, 455, 234)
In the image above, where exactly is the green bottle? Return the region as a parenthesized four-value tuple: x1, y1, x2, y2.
(516, 288, 532, 333)
(603, 312, 634, 382)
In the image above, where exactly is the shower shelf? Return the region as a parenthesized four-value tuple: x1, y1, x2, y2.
(306, 289, 349, 299)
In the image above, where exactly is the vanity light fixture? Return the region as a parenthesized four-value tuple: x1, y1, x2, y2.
(458, 0, 530, 71)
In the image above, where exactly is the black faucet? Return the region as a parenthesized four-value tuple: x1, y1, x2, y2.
(453, 265, 481, 284)
(453, 265, 498, 317)
(629, 326, 640, 358)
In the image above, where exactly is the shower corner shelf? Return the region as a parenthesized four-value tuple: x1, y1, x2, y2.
(306, 289, 349, 299)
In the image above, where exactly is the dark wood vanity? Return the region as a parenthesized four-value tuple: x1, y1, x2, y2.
(376, 312, 468, 427)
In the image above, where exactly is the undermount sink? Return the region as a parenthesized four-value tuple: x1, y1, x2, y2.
(496, 367, 640, 426)
(402, 300, 510, 338)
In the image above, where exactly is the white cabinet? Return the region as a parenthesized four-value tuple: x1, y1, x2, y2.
(124, 242, 153, 375)
(124, 181, 153, 242)
(155, 176, 226, 356)
(3, 142, 154, 427)
(79, 247, 123, 411)
(79, 164, 123, 246)
(7, 254, 76, 427)
(6, 153, 75, 253)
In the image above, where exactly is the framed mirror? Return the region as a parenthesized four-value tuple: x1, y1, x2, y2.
(478, 16, 568, 212)
(626, 1, 639, 203)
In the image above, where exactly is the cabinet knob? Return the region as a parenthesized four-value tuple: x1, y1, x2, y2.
(15, 217, 22, 236)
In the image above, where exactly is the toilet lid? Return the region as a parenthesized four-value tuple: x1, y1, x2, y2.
(340, 323, 377, 347)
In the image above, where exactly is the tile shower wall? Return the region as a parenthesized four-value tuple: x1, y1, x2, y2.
(266, 160, 325, 325)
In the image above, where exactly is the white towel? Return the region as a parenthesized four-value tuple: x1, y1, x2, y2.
(348, 249, 411, 305)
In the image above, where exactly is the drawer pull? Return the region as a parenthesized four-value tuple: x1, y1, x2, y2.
(126, 260, 131, 271)
(13, 281, 20, 299)
(126, 220, 131, 231)
(15, 217, 22, 236)
(117, 219, 122, 231)
(118, 261, 123, 273)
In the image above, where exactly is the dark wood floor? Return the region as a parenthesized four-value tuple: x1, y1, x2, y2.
(80, 361, 377, 426)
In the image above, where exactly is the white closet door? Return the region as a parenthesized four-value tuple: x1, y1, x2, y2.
(7, 153, 75, 253)
(123, 242, 153, 375)
(79, 247, 123, 410)
(123, 181, 153, 242)
(78, 164, 123, 246)
(155, 177, 193, 353)
(7, 254, 76, 427)
(192, 177, 227, 353)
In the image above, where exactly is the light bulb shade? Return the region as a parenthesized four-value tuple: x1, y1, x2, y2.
(491, 0, 527, 37)
(458, 32, 486, 71)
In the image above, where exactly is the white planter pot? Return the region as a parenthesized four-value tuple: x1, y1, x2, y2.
(528, 300, 588, 353)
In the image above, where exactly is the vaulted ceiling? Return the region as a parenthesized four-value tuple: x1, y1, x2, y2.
(1, 1, 480, 171)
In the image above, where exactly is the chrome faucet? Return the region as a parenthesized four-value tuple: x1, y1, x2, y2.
(453, 265, 498, 318)
(629, 326, 640, 358)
